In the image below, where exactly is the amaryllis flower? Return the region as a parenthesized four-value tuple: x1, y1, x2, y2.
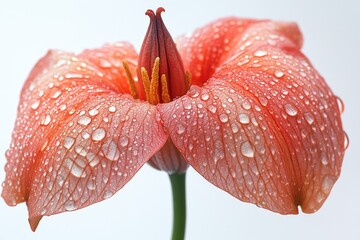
(2, 7, 346, 237)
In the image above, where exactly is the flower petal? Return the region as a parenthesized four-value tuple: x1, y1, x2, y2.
(1, 45, 168, 230)
(160, 19, 344, 214)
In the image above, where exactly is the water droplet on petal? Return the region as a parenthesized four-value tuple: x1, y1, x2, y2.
(102, 140, 120, 161)
(201, 93, 210, 101)
(65, 73, 83, 79)
(238, 113, 250, 124)
(89, 108, 99, 116)
(254, 50, 267, 57)
(258, 96, 268, 106)
(77, 115, 91, 126)
(241, 141, 254, 158)
(284, 103, 298, 116)
(103, 190, 113, 199)
(274, 70, 284, 78)
(219, 114, 229, 123)
(86, 152, 100, 167)
(241, 101, 251, 110)
(108, 106, 116, 113)
(31, 100, 40, 110)
(321, 175, 336, 194)
(344, 131, 349, 150)
(40, 115, 51, 126)
(87, 179, 96, 190)
(75, 145, 87, 156)
(100, 59, 112, 68)
(304, 112, 314, 124)
(64, 201, 76, 211)
(208, 105, 217, 113)
(177, 124, 185, 134)
(336, 96, 345, 113)
(63, 137, 75, 149)
(92, 128, 106, 141)
(120, 136, 129, 147)
(51, 90, 62, 99)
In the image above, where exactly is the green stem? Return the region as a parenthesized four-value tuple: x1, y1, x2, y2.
(169, 173, 186, 240)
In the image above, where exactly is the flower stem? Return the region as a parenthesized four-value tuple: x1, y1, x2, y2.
(169, 173, 186, 240)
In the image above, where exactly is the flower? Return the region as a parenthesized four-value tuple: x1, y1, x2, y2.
(1, 8, 346, 232)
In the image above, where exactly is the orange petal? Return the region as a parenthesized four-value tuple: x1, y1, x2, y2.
(2, 45, 168, 230)
(160, 18, 344, 214)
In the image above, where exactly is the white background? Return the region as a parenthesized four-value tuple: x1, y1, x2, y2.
(0, 0, 359, 239)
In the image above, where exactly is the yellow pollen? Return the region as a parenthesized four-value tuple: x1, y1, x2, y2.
(161, 74, 171, 103)
(141, 67, 151, 100)
(122, 60, 139, 99)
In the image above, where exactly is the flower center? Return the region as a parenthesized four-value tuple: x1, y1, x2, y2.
(123, 7, 191, 104)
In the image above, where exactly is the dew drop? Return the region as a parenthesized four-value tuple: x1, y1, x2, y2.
(254, 50, 267, 57)
(102, 140, 120, 161)
(120, 136, 129, 147)
(40, 115, 51, 126)
(321, 175, 336, 194)
(64, 201, 76, 211)
(241, 141, 254, 158)
(208, 105, 217, 113)
(92, 128, 106, 141)
(65, 157, 86, 178)
(103, 190, 113, 199)
(75, 145, 87, 157)
(238, 113, 250, 124)
(241, 101, 251, 110)
(86, 152, 100, 167)
(184, 102, 192, 110)
(344, 131, 349, 150)
(177, 124, 185, 134)
(201, 93, 210, 101)
(65, 73, 83, 79)
(59, 104, 67, 111)
(51, 90, 62, 99)
(336, 96, 345, 113)
(304, 112, 314, 124)
(284, 104, 298, 116)
(87, 179, 96, 190)
(31, 100, 40, 110)
(108, 106, 116, 112)
(63, 137, 75, 149)
(219, 114, 229, 123)
(81, 131, 90, 140)
(321, 153, 328, 165)
(274, 70, 284, 78)
(258, 96, 268, 106)
(77, 115, 91, 126)
(189, 85, 200, 97)
(89, 108, 99, 116)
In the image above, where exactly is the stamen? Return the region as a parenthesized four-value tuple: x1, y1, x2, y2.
(122, 60, 139, 99)
(141, 67, 151, 100)
(161, 74, 171, 103)
(149, 58, 160, 104)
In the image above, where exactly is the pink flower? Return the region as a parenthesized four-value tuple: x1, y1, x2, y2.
(2, 8, 346, 232)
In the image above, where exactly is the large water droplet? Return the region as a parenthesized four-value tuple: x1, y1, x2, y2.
(92, 128, 106, 141)
(120, 136, 129, 147)
(304, 112, 314, 124)
(51, 90, 62, 99)
(102, 140, 120, 161)
(177, 124, 185, 134)
(201, 93, 210, 101)
(31, 100, 40, 110)
(321, 175, 336, 194)
(336, 96, 345, 113)
(65, 158, 86, 178)
(207, 105, 217, 113)
(219, 114, 229, 123)
(274, 70, 284, 78)
(254, 50, 267, 57)
(75, 145, 87, 156)
(238, 113, 250, 124)
(89, 108, 99, 116)
(241, 101, 251, 110)
(77, 115, 91, 126)
(284, 104, 298, 116)
(63, 137, 75, 149)
(64, 200, 77, 211)
(241, 141, 254, 158)
(40, 115, 51, 126)
(108, 106, 116, 113)
(86, 152, 100, 167)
